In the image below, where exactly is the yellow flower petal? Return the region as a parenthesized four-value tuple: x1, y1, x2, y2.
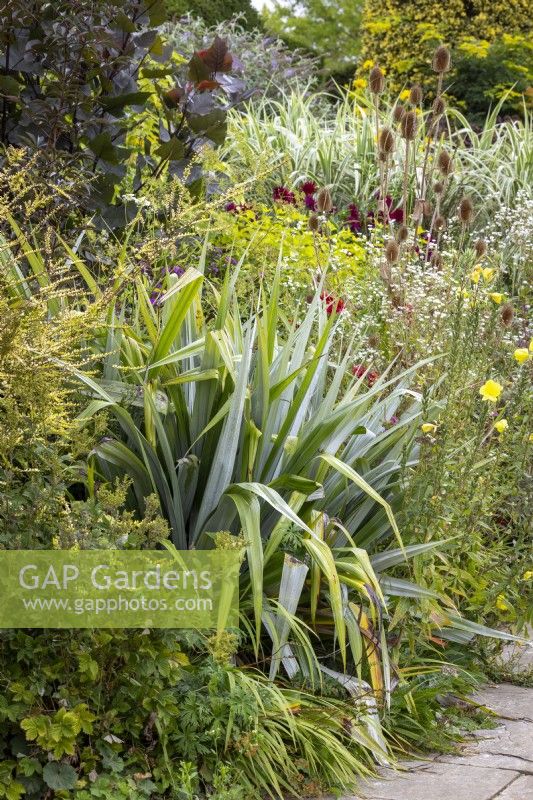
(494, 419, 508, 433)
(489, 293, 503, 304)
(479, 379, 503, 402)
(514, 348, 529, 364)
(421, 423, 437, 433)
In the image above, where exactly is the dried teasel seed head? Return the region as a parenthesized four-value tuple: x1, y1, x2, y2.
(432, 96, 446, 116)
(396, 224, 409, 242)
(316, 187, 333, 213)
(368, 333, 380, 348)
(432, 45, 451, 74)
(500, 303, 514, 326)
(385, 239, 400, 263)
(434, 180, 444, 194)
(393, 103, 405, 124)
(400, 110, 418, 140)
(458, 196, 474, 226)
(409, 84, 423, 106)
(369, 65, 385, 94)
(378, 126, 395, 155)
(474, 238, 487, 258)
(437, 149, 453, 176)
(423, 200, 433, 217)
(308, 213, 319, 232)
(431, 251, 443, 269)
(434, 214, 446, 230)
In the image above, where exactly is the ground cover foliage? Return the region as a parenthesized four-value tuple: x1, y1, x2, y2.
(0, 5, 532, 800)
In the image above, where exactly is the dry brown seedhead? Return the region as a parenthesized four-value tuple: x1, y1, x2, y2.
(435, 214, 446, 230)
(393, 104, 405, 124)
(385, 239, 400, 263)
(431, 251, 443, 269)
(409, 84, 423, 106)
(378, 127, 395, 155)
(432, 96, 446, 116)
(500, 303, 514, 326)
(437, 149, 453, 176)
(400, 110, 418, 140)
(308, 213, 319, 232)
(316, 187, 333, 213)
(369, 65, 385, 95)
(434, 181, 444, 194)
(458, 196, 474, 226)
(396, 225, 409, 243)
(474, 239, 488, 258)
(432, 45, 451, 74)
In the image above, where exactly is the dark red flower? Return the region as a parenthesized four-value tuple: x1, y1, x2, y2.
(304, 193, 317, 210)
(273, 185, 296, 205)
(366, 370, 379, 386)
(347, 203, 362, 232)
(352, 364, 367, 378)
(301, 180, 318, 195)
(320, 291, 345, 315)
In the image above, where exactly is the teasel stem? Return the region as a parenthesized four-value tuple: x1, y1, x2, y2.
(402, 137, 410, 240)
(374, 93, 385, 221)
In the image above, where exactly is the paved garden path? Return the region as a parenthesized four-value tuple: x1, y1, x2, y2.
(323, 638, 533, 800)
(342, 682, 533, 800)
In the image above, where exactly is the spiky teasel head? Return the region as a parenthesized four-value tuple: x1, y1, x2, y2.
(396, 224, 409, 243)
(437, 149, 453, 176)
(378, 127, 395, 156)
(434, 180, 444, 195)
(385, 239, 400, 263)
(432, 96, 446, 116)
(393, 103, 405, 124)
(400, 110, 417, 140)
(474, 238, 487, 258)
(409, 84, 423, 106)
(369, 65, 385, 94)
(431, 250, 443, 269)
(308, 213, 319, 232)
(432, 45, 451, 74)
(316, 187, 333, 213)
(434, 214, 446, 231)
(458, 196, 474, 226)
(500, 303, 514, 326)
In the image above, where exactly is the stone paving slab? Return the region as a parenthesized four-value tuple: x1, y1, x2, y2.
(334, 684, 533, 800)
(493, 775, 533, 799)
(351, 762, 519, 800)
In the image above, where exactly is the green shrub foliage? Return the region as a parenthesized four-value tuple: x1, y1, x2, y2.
(359, 0, 532, 113)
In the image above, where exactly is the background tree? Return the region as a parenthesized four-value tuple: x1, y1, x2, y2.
(264, 0, 364, 85)
(166, 0, 261, 30)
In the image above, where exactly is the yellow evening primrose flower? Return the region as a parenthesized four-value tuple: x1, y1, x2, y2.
(363, 59, 374, 70)
(514, 348, 529, 364)
(421, 423, 437, 433)
(522, 571, 533, 581)
(489, 293, 504, 304)
(529, 433, 533, 443)
(529, 339, 533, 353)
(496, 594, 510, 612)
(470, 266, 482, 284)
(400, 89, 410, 101)
(479, 379, 503, 402)
(494, 419, 508, 433)
(353, 78, 367, 89)
(482, 267, 495, 282)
